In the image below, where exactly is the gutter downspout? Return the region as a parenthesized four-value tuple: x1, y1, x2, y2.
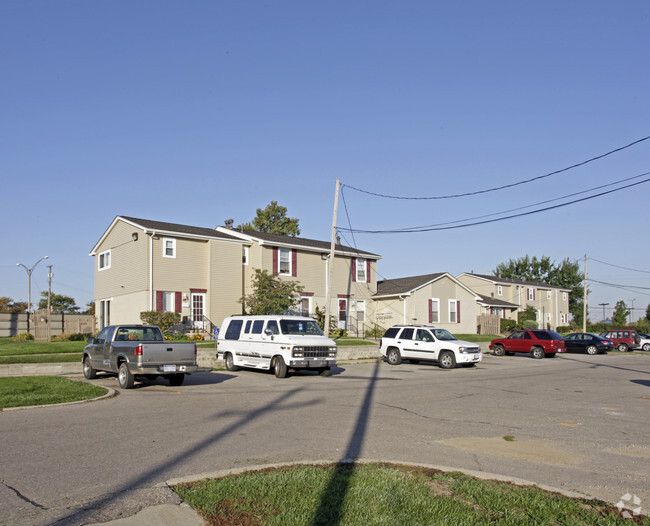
(148, 231, 155, 310)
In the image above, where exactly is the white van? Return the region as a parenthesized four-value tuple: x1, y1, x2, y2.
(217, 315, 337, 377)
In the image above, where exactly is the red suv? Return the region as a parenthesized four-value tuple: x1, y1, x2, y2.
(599, 330, 640, 352)
(490, 329, 566, 359)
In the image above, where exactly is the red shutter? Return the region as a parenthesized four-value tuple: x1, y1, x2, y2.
(366, 261, 371, 283)
(351, 258, 357, 282)
(428, 299, 433, 323)
(291, 250, 297, 277)
(175, 292, 182, 313)
(156, 291, 163, 312)
(457, 300, 461, 323)
(272, 247, 278, 274)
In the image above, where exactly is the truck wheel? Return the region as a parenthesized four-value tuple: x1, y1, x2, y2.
(493, 344, 505, 357)
(273, 356, 288, 378)
(83, 356, 97, 379)
(439, 351, 456, 369)
(168, 374, 185, 386)
(531, 347, 544, 359)
(118, 362, 135, 389)
(318, 367, 331, 377)
(225, 353, 239, 371)
(617, 343, 629, 352)
(386, 348, 402, 365)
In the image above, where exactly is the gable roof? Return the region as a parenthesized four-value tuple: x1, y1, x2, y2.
(214, 226, 381, 259)
(477, 294, 520, 309)
(458, 272, 571, 292)
(375, 272, 480, 299)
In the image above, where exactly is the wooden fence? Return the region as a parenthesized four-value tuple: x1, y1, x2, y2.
(0, 312, 95, 341)
(477, 314, 501, 335)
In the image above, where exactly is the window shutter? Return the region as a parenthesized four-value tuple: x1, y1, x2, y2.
(457, 300, 461, 323)
(156, 291, 163, 312)
(175, 292, 182, 313)
(272, 247, 278, 274)
(291, 250, 297, 277)
(351, 258, 357, 282)
(366, 260, 371, 283)
(428, 299, 433, 323)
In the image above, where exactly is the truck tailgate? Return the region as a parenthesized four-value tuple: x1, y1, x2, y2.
(140, 342, 197, 365)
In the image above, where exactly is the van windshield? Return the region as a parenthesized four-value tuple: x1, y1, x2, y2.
(280, 319, 324, 336)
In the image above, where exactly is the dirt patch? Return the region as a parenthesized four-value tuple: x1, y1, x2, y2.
(605, 445, 650, 458)
(438, 437, 585, 466)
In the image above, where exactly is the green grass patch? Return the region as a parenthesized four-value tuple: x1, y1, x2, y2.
(0, 338, 86, 356)
(0, 354, 82, 364)
(173, 463, 645, 525)
(455, 334, 499, 342)
(0, 376, 108, 409)
(503, 435, 516, 442)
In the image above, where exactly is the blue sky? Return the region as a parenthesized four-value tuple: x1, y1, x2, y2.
(1, 1, 649, 321)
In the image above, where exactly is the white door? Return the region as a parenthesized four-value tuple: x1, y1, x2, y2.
(338, 299, 348, 330)
(191, 293, 205, 329)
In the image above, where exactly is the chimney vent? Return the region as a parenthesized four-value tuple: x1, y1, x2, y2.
(224, 219, 234, 229)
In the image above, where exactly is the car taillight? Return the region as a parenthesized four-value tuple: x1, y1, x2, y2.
(135, 344, 143, 356)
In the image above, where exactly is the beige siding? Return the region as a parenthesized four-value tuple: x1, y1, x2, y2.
(96, 291, 149, 327)
(208, 240, 245, 327)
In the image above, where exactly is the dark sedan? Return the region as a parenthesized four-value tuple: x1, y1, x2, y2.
(563, 332, 613, 355)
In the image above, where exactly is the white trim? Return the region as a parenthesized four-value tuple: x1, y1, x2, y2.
(355, 258, 367, 283)
(162, 237, 176, 258)
(98, 250, 111, 271)
(243, 246, 249, 265)
(278, 248, 292, 275)
(430, 298, 440, 323)
(448, 299, 458, 323)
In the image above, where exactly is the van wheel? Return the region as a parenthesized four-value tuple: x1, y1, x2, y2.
(83, 357, 97, 379)
(225, 353, 239, 371)
(439, 351, 456, 369)
(492, 345, 505, 357)
(318, 367, 331, 377)
(168, 374, 185, 386)
(118, 362, 135, 389)
(386, 348, 402, 365)
(273, 356, 288, 378)
(531, 347, 544, 359)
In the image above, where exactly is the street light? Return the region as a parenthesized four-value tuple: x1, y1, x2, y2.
(16, 256, 49, 314)
(598, 302, 609, 323)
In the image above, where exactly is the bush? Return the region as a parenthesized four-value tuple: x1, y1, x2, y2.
(556, 326, 572, 334)
(500, 319, 516, 333)
(522, 320, 538, 330)
(13, 332, 34, 342)
(330, 328, 348, 338)
(139, 311, 182, 334)
(51, 333, 91, 342)
(365, 325, 384, 338)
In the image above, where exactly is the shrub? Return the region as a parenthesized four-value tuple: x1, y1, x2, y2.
(13, 332, 34, 342)
(139, 311, 181, 334)
(365, 325, 384, 338)
(330, 328, 348, 338)
(522, 320, 538, 330)
(556, 326, 572, 334)
(51, 333, 91, 342)
(500, 319, 516, 333)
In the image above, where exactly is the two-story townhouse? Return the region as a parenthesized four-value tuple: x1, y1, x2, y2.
(91, 216, 381, 334)
(373, 273, 482, 333)
(456, 273, 570, 330)
(214, 225, 381, 334)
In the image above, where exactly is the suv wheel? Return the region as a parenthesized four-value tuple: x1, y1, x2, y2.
(531, 347, 544, 359)
(439, 351, 456, 369)
(386, 348, 402, 365)
(617, 343, 629, 352)
(492, 344, 505, 357)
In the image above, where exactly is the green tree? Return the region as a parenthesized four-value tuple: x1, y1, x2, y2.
(517, 305, 538, 329)
(0, 297, 27, 313)
(239, 201, 301, 236)
(611, 300, 630, 326)
(241, 269, 304, 315)
(140, 311, 181, 335)
(494, 255, 586, 324)
(37, 292, 79, 313)
(84, 301, 95, 315)
(646, 303, 650, 322)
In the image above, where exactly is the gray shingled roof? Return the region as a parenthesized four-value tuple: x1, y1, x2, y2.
(463, 273, 569, 291)
(375, 273, 445, 297)
(477, 294, 520, 308)
(121, 216, 236, 240)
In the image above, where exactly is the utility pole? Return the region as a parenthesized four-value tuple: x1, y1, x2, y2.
(628, 298, 636, 324)
(47, 265, 53, 342)
(598, 303, 609, 323)
(16, 256, 49, 335)
(324, 179, 340, 338)
(582, 254, 587, 333)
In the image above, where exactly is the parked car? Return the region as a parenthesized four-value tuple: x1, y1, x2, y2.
(599, 330, 641, 352)
(83, 325, 198, 389)
(563, 332, 613, 355)
(637, 333, 650, 351)
(378, 325, 482, 369)
(489, 329, 565, 359)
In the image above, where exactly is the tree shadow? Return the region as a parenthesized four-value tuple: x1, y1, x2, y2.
(311, 361, 381, 525)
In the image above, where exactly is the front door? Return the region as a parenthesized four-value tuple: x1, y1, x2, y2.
(338, 299, 348, 330)
(191, 293, 206, 329)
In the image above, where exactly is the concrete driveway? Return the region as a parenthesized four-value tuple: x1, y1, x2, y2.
(1, 351, 648, 525)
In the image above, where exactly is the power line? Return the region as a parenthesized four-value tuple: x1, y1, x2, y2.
(342, 135, 650, 200)
(587, 278, 650, 297)
(339, 174, 650, 234)
(590, 257, 650, 274)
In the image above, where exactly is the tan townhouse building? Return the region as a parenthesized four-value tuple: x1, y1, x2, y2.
(90, 216, 380, 334)
(456, 273, 570, 330)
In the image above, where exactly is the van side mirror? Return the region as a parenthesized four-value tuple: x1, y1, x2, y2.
(264, 329, 272, 336)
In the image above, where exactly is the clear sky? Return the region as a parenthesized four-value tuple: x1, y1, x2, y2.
(1, 1, 649, 321)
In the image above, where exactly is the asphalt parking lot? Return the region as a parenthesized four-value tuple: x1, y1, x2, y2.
(1, 351, 649, 525)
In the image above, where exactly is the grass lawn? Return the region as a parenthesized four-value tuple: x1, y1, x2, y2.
(0, 354, 83, 364)
(0, 338, 86, 356)
(455, 334, 500, 342)
(174, 463, 645, 525)
(0, 376, 108, 409)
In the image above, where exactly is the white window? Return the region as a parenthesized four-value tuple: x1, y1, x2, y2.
(547, 312, 552, 321)
(163, 238, 176, 258)
(356, 258, 367, 283)
(279, 248, 291, 275)
(536, 310, 541, 321)
(98, 299, 111, 329)
(356, 300, 366, 323)
(243, 246, 249, 265)
(449, 299, 458, 323)
(430, 299, 440, 323)
(162, 292, 174, 312)
(547, 291, 551, 299)
(497, 285, 502, 296)
(527, 288, 535, 301)
(562, 292, 567, 301)
(98, 250, 111, 271)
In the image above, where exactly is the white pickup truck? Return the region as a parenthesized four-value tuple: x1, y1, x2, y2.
(83, 325, 198, 388)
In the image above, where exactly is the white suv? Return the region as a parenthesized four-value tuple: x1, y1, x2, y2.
(379, 325, 482, 369)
